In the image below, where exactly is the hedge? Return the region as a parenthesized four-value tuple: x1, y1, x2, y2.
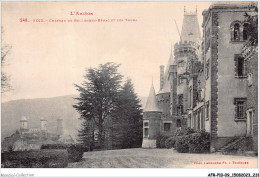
(156, 134, 170, 148)
(1, 149, 68, 168)
(41, 144, 85, 162)
(175, 129, 210, 153)
(165, 137, 176, 149)
(176, 135, 191, 153)
(188, 131, 210, 153)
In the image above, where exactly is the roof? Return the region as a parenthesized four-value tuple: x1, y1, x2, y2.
(158, 50, 175, 94)
(20, 116, 27, 121)
(144, 82, 161, 112)
(181, 13, 201, 43)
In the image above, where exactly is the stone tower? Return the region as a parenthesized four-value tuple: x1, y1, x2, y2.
(157, 48, 175, 119)
(173, 8, 201, 128)
(142, 82, 162, 148)
(20, 116, 28, 132)
(40, 118, 47, 131)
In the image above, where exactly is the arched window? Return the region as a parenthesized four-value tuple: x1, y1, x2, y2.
(243, 23, 249, 41)
(230, 21, 242, 42)
(234, 23, 240, 41)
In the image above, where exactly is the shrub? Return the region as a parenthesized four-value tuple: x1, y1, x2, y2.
(1, 149, 68, 168)
(41, 144, 85, 162)
(156, 134, 162, 148)
(188, 130, 210, 153)
(165, 137, 176, 149)
(156, 134, 169, 148)
(67, 144, 85, 162)
(175, 127, 196, 136)
(175, 135, 190, 153)
(175, 129, 210, 153)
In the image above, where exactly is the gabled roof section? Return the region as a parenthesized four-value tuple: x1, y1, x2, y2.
(181, 12, 201, 43)
(144, 82, 161, 112)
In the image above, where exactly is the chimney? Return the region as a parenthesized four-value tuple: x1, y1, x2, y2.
(57, 119, 63, 135)
(160, 65, 165, 90)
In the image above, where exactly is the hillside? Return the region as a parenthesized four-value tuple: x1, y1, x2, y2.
(1, 95, 147, 140)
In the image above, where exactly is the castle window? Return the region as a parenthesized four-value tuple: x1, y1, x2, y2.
(143, 120, 149, 138)
(234, 54, 246, 78)
(206, 101, 209, 121)
(243, 23, 249, 41)
(234, 98, 247, 120)
(189, 87, 192, 108)
(188, 114, 191, 127)
(205, 60, 209, 80)
(176, 119, 181, 128)
(233, 23, 240, 41)
(178, 76, 184, 85)
(178, 61, 185, 67)
(164, 123, 171, 131)
(178, 94, 183, 105)
(248, 73, 253, 86)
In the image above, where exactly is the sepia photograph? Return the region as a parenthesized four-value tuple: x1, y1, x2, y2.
(1, 0, 258, 176)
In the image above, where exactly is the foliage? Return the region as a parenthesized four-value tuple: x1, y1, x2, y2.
(165, 137, 176, 149)
(1, 150, 68, 168)
(73, 63, 123, 149)
(74, 63, 143, 150)
(244, 4, 258, 45)
(188, 130, 210, 153)
(112, 79, 143, 149)
(175, 129, 210, 153)
(41, 144, 85, 162)
(175, 135, 191, 153)
(175, 127, 196, 136)
(156, 134, 170, 148)
(1, 26, 12, 93)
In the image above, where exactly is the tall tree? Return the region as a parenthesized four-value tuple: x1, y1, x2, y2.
(244, 4, 258, 45)
(73, 63, 123, 149)
(1, 27, 12, 93)
(113, 79, 143, 149)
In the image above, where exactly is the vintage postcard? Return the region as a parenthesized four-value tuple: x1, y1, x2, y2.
(1, 0, 258, 177)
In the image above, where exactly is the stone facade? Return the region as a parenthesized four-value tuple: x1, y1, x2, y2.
(242, 40, 258, 151)
(202, 3, 257, 152)
(142, 3, 257, 152)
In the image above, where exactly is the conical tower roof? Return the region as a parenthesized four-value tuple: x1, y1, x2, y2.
(144, 82, 161, 112)
(180, 11, 201, 43)
(158, 49, 175, 94)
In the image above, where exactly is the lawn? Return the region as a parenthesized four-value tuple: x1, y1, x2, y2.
(67, 148, 258, 168)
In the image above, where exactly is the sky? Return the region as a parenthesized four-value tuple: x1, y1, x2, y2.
(1, 1, 213, 103)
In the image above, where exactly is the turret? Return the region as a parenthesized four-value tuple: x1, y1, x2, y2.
(142, 82, 162, 148)
(20, 116, 28, 129)
(20, 116, 28, 132)
(40, 118, 47, 131)
(181, 8, 201, 43)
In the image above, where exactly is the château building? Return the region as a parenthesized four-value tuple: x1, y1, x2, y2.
(2, 117, 75, 152)
(142, 2, 258, 153)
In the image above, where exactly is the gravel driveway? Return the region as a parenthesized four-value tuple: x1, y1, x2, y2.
(68, 148, 257, 168)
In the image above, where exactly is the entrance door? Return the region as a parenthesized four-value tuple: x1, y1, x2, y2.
(246, 109, 254, 136)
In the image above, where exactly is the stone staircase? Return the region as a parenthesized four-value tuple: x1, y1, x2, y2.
(216, 137, 247, 154)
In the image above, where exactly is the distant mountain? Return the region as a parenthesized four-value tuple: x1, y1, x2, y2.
(1, 95, 147, 140)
